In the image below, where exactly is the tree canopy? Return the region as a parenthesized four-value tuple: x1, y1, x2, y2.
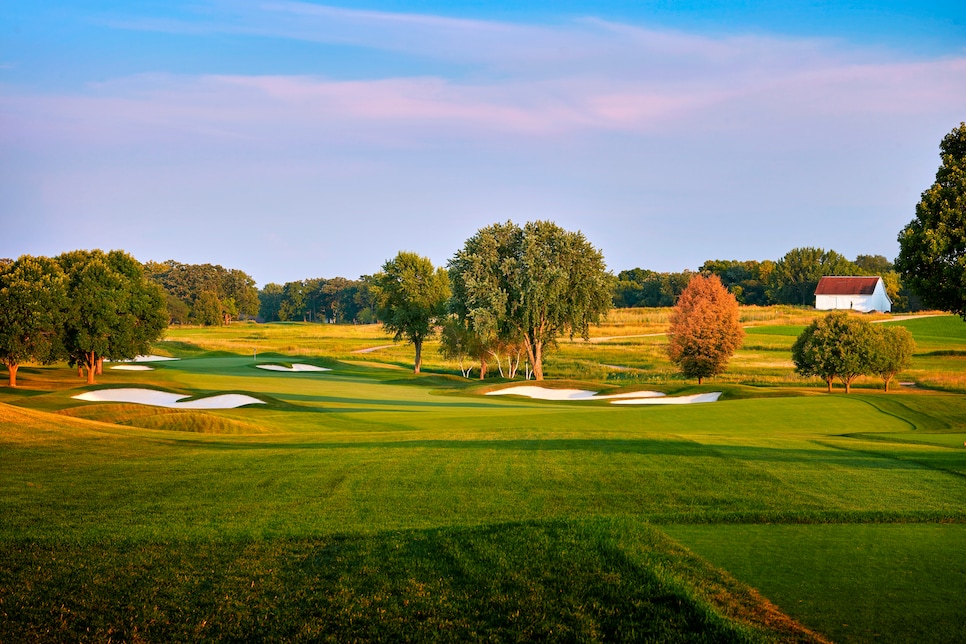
(371, 251, 451, 374)
(666, 274, 744, 384)
(0, 256, 68, 387)
(59, 250, 167, 384)
(449, 221, 612, 381)
(896, 122, 966, 319)
(145, 260, 258, 325)
(791, 312, 878, 393)
(766, 248, 858, 305)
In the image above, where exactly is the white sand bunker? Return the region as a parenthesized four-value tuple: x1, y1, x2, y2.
(486, 386, 720, 405)
(109, 355, 179, 363)
(256, 363, 331, 372)
(110, 365, 154, 371)
(73, 388, 264, 409)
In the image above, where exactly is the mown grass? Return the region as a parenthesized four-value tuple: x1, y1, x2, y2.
(1, 309, 965, 642)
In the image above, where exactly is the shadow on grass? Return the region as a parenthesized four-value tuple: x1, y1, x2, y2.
(0, 520, 825, 643)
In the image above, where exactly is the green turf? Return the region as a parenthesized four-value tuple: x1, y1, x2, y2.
(2, 312, 965, 641)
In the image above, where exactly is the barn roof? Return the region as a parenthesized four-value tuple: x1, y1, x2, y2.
(814, 276, 881, 296)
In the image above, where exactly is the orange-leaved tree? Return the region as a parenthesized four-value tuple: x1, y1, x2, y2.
(667, 274, 744, 384)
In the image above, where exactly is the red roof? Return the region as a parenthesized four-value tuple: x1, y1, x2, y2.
(814, 276, 881, 296)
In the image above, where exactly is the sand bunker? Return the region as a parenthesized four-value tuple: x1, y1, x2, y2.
(256, 363, 331, 372)
(611, 392, 722, 405)
(73, 388, 264, 409)
(486, 386, 720, 405)
(109, 355, 179, 363)
(109, 365, 154, 371)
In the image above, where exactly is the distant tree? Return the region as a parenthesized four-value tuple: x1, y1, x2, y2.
(58, 250, 167, 384)
(145, 260, 258, 325)
(438, 317, 485, 378)
(192, 290, 223, 326)
(0, 256, 68, 387)
(870, 325, 916, 392)
(854, 254, 894, 275)
(372, 251, 451, 374)
(666, 274, 744, 384)
(896, 122, 966, 319)
(278, 281, 306, 322)
(449, 221, 612, 381)
(700, 260, 772, 305)
(767, 248, 858, 305)
(791, 312, 877, 393)
(258, 283, 284, 322)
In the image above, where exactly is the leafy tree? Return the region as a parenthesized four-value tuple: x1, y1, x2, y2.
(896, 122, 966, 319)
(145, 260, 258, 325)
(870, 325, 916, 392)
(449, 221, 612, 381)
(193, 290, 223, 326)
(666, 274, 744, 384)
(278, 281, 306, 322)
(767, 248, 858, 305)
(854, 254, 894, 275)
(258, 283, 284, 321)
(438, 317, 485, 378)
(58, 250, 167, 384)
(791, 312, 877, 393)
(700, 260, 772, 305)
(372, 252, 451, 374)
(0, 256, 68, 387)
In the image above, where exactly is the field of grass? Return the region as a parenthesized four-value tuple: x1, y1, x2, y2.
(1, 309, 965, 642)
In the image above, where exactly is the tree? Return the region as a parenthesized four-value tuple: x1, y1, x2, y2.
(0, 256, 68, 387)
(371, 251, 450, 374)
(58, 250, 167, 384)
(767, 248, 858, 305)
(896, 122, 966, 319)
(666, 274, 744, 384)
(259, 283, 284, 321)
(449, 221, 612, 381)
(870, 325, 916, 392)
(791, 312, 877, 393)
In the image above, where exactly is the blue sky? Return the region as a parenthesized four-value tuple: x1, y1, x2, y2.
(3, 1, 965, 286)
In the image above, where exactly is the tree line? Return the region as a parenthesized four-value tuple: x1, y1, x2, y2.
(257, 277, 377, 324)
(615, 250, 917, 310)
(0, 250, 167, 387)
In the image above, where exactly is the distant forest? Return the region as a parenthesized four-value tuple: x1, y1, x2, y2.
(143, 247, 918, 326)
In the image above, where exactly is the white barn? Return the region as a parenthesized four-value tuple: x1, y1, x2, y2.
(814, 276, 892, 313)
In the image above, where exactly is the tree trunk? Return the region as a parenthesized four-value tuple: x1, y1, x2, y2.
(87, 351, 96, 385)
(826, 378, 833, 393)
(78, 365, 84, 378)
(480, 357, 487, 380)
(532, 341, 544, 381)
(844, 378, 851, 394)
(698, 376, 703, 385)
(7, 363, 18, 388)
(413, 339, 422, 374)
(884, 376, 892, 393)
(96, 356, 103, 375)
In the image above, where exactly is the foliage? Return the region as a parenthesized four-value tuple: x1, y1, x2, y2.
(667, 274, 745, 383)
(0, 255, 68, 387)
(613, 268, 694, 307)
(870, 325, 916, 392)
(896, 122, 966, 319)
(700, 260, 774, 306)
(449, 220, 613, 380)
(766, 247, 858, 305)
(791, 312, 878, 393)
(258, 282, 284, 321)
(371, 251, 451, 373)
(58, 250, 167, 384)
(144, 260, 258, 325)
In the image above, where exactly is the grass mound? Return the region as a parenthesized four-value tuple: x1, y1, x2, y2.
(0, 521, 824, 643)
(58, 404, 269, 434)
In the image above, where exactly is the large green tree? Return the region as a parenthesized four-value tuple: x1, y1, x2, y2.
(767, 248, 858, 305)
(870, 325, 916, 392)
(666, 274, 744, 384)
(58, 250, 167, 384)
(791, 312, 877, 393)
(896, 122, 966, 319)
(372, 252, 451, 374)
(0, 256, 68, 387)
(449, 221, 612, 381)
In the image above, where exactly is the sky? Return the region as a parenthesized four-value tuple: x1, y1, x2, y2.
(2, 1, 965, 287)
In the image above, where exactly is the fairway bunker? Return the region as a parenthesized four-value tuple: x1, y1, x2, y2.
(486, 386, 720, 405)
(109, 365, 154, 371)
(73, 388, 264, 409)
(256, 363, 331, 372)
